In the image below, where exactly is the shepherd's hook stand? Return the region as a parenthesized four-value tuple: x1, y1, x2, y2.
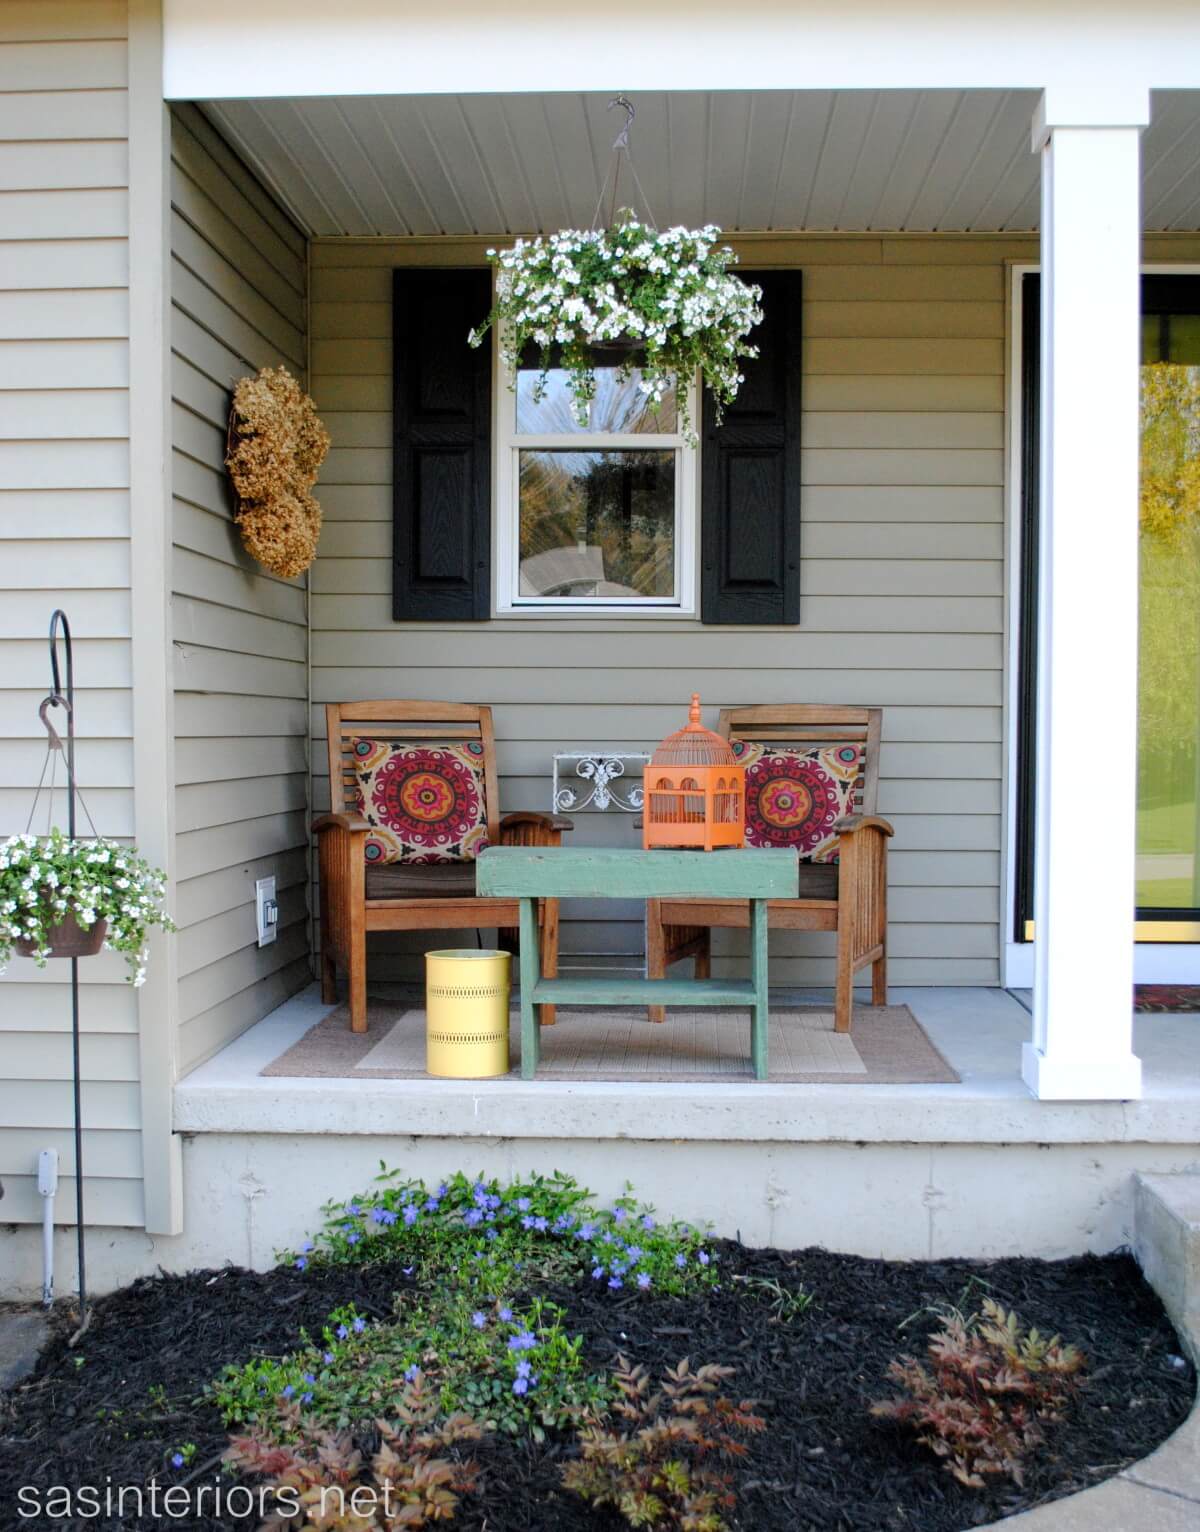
(32, 611, 90, 1341)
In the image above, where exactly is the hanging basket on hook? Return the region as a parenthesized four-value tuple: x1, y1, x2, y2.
(0, 633, 175, 984)
(468, 95, 763, 445)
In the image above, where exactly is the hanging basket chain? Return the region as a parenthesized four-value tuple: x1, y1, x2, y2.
(24, 694, 100, 841)
(589, 95, 657, 233)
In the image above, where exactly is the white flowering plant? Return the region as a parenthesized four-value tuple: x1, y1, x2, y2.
(469, 218, 763, 443)
(0, 829, 174, 987)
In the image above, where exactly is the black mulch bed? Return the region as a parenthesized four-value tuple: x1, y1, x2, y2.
(1, 1247, 1193, 1531)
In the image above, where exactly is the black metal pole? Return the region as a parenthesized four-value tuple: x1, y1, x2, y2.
(48, 610, 87, 1329)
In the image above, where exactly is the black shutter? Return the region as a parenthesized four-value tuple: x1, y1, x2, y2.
(701, 269, 802, 624)
(392, 268, 491, 620)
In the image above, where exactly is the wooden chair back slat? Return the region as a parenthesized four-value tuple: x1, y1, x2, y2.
(325, 700, 500, 843)
(717, 704, 881, 816)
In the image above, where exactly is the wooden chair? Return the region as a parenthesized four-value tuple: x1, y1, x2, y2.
(646, 705, 892, 1034)
(315, 701, 569, 1033)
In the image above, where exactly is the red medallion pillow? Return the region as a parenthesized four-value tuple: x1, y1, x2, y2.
(349, 738, 490, 865)
(730, 740, 861, 863)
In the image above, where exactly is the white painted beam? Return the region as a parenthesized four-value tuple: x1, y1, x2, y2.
(1022, 88, 1149, 1102)
(162, 1, 1200, 100)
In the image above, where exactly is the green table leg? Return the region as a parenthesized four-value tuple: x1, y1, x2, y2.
(519, 895, 540, 1079)
(749, 897, 769, 1080)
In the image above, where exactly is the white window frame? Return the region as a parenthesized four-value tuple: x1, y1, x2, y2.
(492, 336, 699, 617)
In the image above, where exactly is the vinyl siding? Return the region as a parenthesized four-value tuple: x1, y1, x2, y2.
(306, 233, 1023, 985)
(169, 104, 310, 1073)
(0, 0, 140, 1226)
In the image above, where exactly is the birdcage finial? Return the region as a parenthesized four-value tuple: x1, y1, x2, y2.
(688, 693, 702, 728)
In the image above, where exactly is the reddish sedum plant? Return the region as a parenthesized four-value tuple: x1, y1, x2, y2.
(225, 1375, 482, 1529)
(871, 1298, 1086, 1489)
(562, 1355, 765, 1531)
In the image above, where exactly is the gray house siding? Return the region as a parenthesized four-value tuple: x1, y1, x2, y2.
(169, 104, 311, 1073)
(0, 0, 142, 1225)
(306, 233, 1020, 986)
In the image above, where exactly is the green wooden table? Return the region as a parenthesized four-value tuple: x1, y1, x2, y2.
(475, 846, 799, 1080)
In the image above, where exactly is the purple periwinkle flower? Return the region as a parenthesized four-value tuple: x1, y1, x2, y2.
(346, 1203, 361, 1216)
(353, 1317, 366, 1333)
(336, 1324, 349, 1339)
(515, 1196, 531, 1211)
(301, 1391, 313, 1404)
(323, 1352, 335, 1365)
(301, 1240, 314, 1253)
(404, 1364, 420, 1382)
(486, 1228, 498, 1241)
(611, 1262, 627, 1276)
(281, 1384, 295, 1399)
(464, 1209, 484, 1228)
(515, 1359, 532, 1380)
(403, 1206, 419, 1227)
(171, 1453, 184, 1469)
(295, 1257, 307, 1271)
(423, 1198, 440, 1213)
(642, 1215, 656, 1232)
(637, 1272, 652, 1290)
(674, 1254, 687, 1269)
(626, 1246, 643, 1261)
(608, 1276, 623, 1290)
(533, 1215, 548, 1232)
(508, 1331, 537, 1351)
(499, 1306, 513, 1321)
(346, 1233, 361, 1246)
(303, 1373, 315, 1385)
(471, 1311, 487, 1329)
(403, 1265, 415, 1276)
(512, 1376, 529, 1395)
(613, 1208, 628, 1224)
(592, 1266, 605, 1280)
(698, 1250, 710, 1267)
(436, 1183, 448, 1198)
(521, 1215, 536, 1230)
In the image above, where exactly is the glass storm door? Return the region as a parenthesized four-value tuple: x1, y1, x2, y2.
(1016, 273, 1200, 941)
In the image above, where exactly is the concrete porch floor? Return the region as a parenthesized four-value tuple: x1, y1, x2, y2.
(176, 983, 1200, 1144)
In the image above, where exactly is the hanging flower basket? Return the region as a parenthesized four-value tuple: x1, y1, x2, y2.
(0, 830, 175, 985)
(469, 218, 763, 444)
(15, 911, 107, 960)
(225, 366, 331, 579)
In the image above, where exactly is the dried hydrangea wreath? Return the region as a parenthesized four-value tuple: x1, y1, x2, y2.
(469, 218, 763, 444)
(225, 365, 331, 578)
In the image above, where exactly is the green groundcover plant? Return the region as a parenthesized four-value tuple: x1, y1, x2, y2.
(213, 1169, 722, 1445)
(469, 218, 763, 443)
(0, 829, 174, 985)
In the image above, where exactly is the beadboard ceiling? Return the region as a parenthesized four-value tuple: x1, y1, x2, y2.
(201, 88, 1200, 239)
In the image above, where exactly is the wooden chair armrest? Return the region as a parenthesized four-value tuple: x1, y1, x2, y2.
(834, 814, 894, 838)
(499, 812, 574, 840)
(313, 812, 371, 835)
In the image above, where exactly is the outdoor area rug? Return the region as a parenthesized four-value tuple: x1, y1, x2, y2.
(1134, 984, 1200, 1012)
(261, 1000, 959, 1084)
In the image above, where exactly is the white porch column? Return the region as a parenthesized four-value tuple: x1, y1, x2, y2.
(1022, 87, 1149, 1101)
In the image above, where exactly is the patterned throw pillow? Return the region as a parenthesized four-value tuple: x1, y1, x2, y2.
(349, 738, 490, 865)
(730, 740, 861, 863)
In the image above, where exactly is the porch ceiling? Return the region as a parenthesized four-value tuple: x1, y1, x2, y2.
(200, 88, 1200, 239)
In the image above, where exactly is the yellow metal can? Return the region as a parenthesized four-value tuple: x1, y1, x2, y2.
(424, 949, 511, 1078)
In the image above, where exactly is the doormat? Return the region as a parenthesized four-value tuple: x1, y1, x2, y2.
(260, 1001, 959, 1085)
(1134, 984, 1200, 1013)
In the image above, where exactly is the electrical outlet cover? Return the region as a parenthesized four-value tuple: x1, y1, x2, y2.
(255, 875, 278, 946)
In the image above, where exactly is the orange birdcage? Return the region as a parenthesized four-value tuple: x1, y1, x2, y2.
(643, 694, 745, 850)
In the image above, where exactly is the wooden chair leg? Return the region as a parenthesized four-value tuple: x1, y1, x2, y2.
(694, 931, 711, 981)
(348, 932, 368, 1035)
(872, 951, 888, 1008)
(540, 898, 558, 1028)
(646, 898, 667, 1023)
(834, 918, 854, 1035)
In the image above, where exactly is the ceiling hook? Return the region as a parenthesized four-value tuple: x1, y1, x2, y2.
(608, 94, 635, 153)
